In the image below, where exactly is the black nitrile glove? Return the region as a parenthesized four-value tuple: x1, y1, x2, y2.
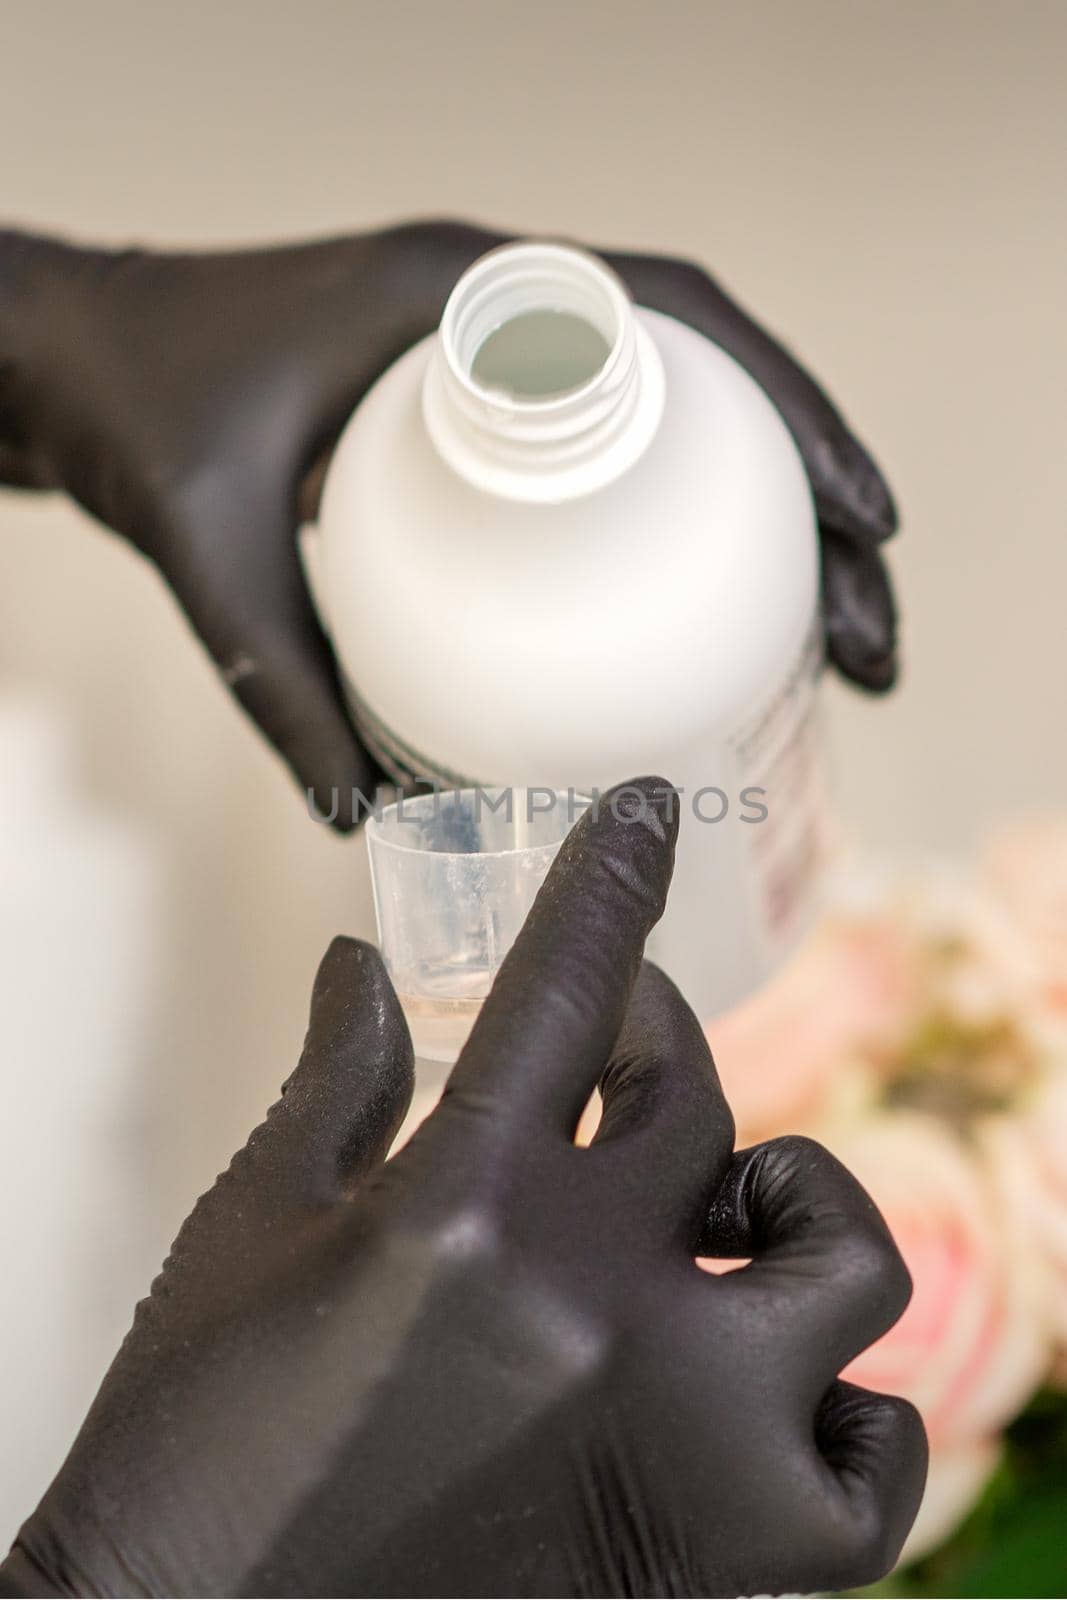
(0, 223, 899, 827)
(0, 779, 925, 1599)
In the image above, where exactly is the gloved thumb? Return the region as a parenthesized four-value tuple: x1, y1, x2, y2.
(273, 937, 414, 1199)
(215, 938, 414, 1228)
(147, 939, 412, 1307)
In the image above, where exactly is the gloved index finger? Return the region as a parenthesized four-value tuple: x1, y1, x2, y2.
(442, 778, 679, 1144)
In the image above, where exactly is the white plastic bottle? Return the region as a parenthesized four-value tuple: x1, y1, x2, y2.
(303, 241, 830, 1020)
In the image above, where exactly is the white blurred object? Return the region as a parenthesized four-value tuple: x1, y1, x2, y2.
(0, 694, 165, 1535)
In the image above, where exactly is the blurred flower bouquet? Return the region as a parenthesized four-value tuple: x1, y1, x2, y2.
(707, 817, 1067, 1597)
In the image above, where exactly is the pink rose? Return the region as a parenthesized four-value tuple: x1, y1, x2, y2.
(989, 1076, 1067, 1354)
(838, 1113, 1050, 1449)
(984, 815, 1067, 1015)
(898, 1438, 1001, 1563)
(706, 917, 919, 1143)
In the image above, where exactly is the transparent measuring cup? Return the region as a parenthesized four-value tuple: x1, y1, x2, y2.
(365, 787, 584, 1067)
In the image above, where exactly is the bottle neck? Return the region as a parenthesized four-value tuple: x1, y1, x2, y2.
(422, 241, 665, 504)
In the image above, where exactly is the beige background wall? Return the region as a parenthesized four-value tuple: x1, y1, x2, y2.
(1, 0, 1065, 1537)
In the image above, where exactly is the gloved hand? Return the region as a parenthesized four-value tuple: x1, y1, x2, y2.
(0, 778, 925, 1599)
(1, 223, 898, 827)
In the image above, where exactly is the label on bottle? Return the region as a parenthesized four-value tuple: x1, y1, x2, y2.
(727, 616, 830, 951)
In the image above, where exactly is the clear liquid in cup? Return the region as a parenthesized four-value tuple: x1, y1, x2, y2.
(395, 990, 484, 1063)
(396, 960, 490, 1061)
